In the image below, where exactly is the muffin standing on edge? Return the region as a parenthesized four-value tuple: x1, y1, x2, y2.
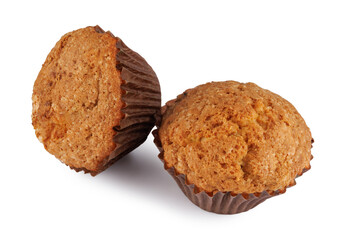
(154, 81, 313, 214)
(32, 26, 161, 175)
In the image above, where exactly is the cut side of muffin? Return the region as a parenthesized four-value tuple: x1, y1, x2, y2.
(155, 81, 313, 213)
(32, 26, 161, 175)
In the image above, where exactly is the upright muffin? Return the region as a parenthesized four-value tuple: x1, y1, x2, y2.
(32, 26, 161, 175)
(154, 81, 313, 214)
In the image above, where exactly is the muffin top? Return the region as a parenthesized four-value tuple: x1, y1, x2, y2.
(32, 26, 123, 172)
(159, 81, 312, 194)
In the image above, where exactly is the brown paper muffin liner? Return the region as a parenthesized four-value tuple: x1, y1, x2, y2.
(71, 26, 161, 176)
(153, 96, 312, 214)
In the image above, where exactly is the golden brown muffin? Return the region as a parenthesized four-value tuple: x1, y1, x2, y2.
(32, 26, 161, 175)
(155, 81, 312, 213)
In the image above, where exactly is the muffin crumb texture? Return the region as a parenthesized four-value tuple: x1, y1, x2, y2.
(32, 26, 123, 172)
(159, 81, 312, 194)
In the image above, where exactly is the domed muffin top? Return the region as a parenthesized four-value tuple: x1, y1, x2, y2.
(32, 26, 124, 172)
(159, 81, 312, 194)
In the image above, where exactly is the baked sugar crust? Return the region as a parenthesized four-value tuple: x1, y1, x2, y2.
(159, 81, 312, 194)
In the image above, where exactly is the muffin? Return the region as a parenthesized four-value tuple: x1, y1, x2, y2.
(154, 81, 313, 214)
(32, 26, 161, 175)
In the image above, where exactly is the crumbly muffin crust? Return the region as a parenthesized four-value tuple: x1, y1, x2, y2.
(159, 81, 312, 194)
(32, 26, 123, 172)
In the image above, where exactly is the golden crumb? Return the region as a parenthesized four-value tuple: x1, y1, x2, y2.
(32, 26, 123, 172)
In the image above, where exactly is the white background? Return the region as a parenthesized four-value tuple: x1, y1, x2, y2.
(1, 1, 338, 239)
